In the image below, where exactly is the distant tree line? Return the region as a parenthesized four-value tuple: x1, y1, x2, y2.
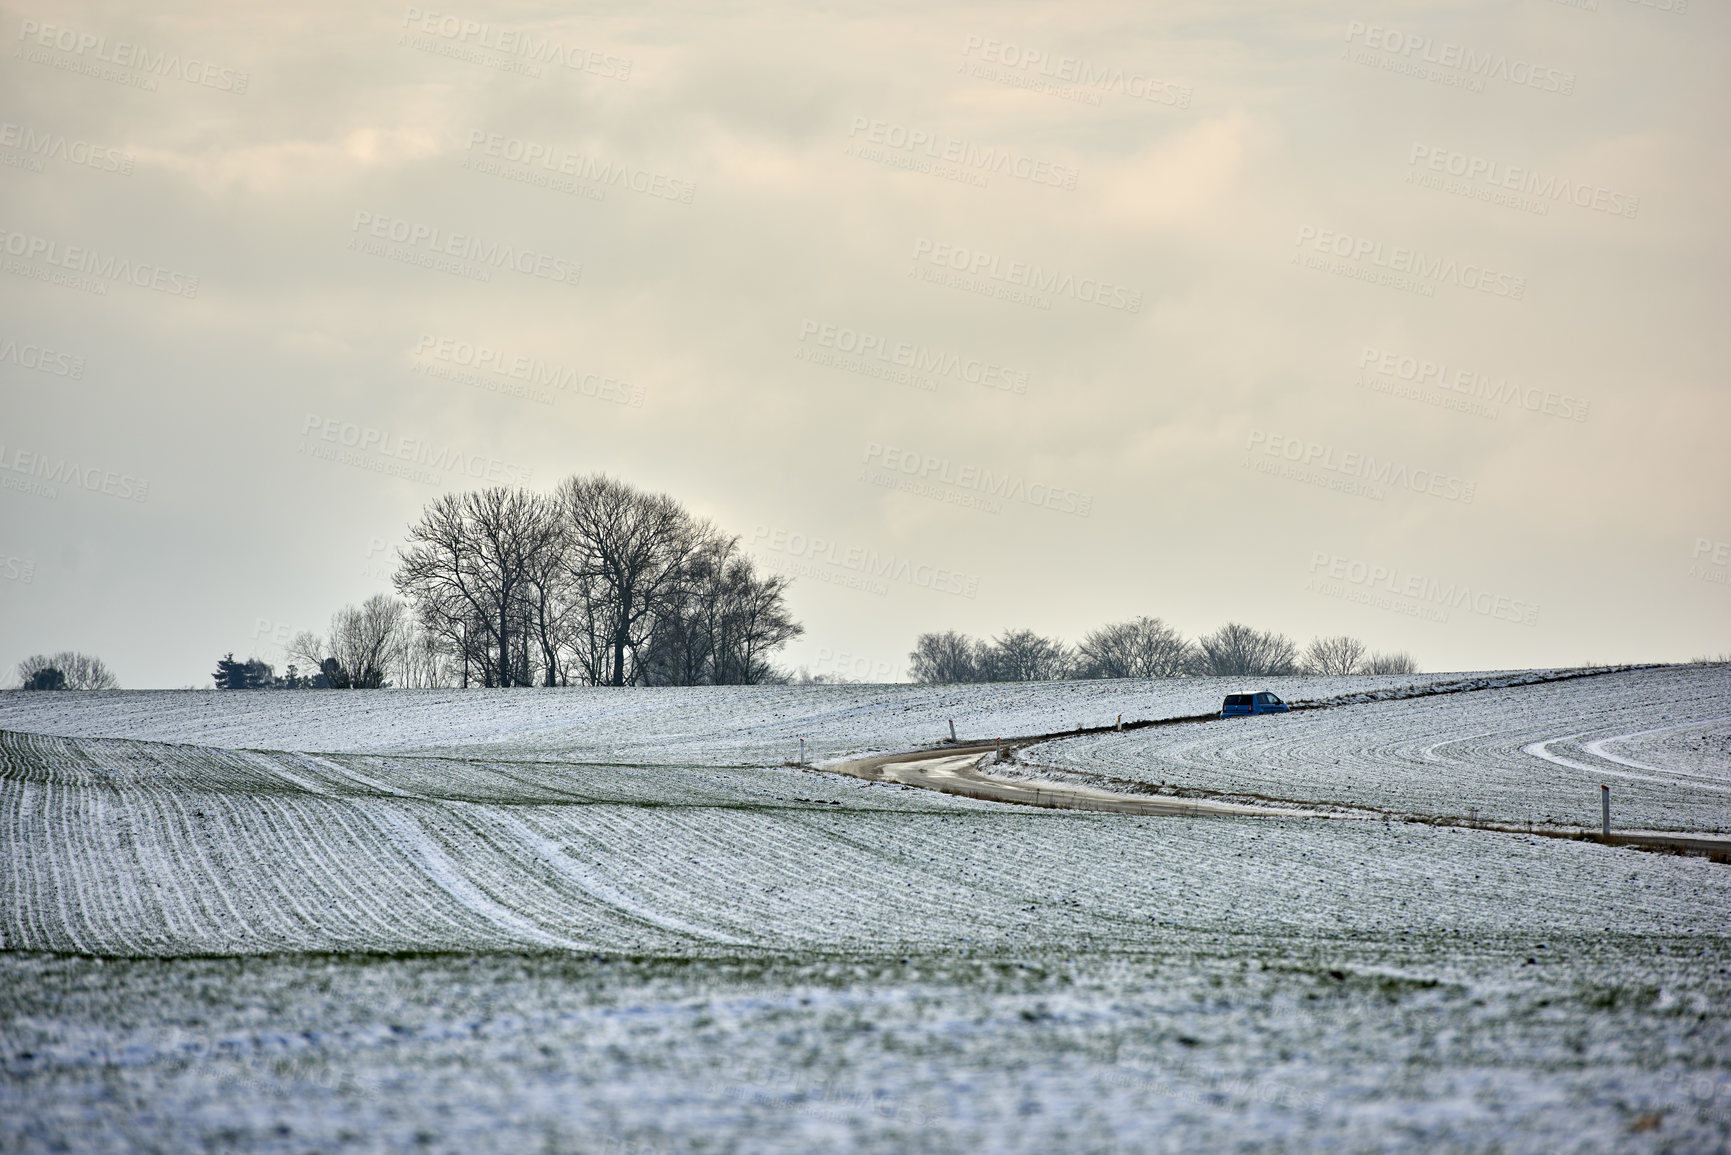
(15, 651, 118, 690)
(214, 474, 803, 690)
(908, 618, 1417, 683)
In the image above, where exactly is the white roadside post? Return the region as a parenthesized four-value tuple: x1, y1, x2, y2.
(1601, 784, 1610, 837)
(799, 738, 806, 767)
(1116, 714, 1123, 731)
(948, 718, 956, 743)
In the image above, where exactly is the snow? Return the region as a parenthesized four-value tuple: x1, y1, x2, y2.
(2, 665, 1728, 1151)
(0, 670, 1557, 765)
(1033, 665, 1731, 832)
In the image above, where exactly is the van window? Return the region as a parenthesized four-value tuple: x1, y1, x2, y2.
(1225, 694, 1252, 706)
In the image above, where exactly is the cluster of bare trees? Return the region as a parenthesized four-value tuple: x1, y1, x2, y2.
(15, 651, 118, 690)
(392, 475, 802, 687)
(213, 595, 440, 689)
(282, 594, 434, 688)
(909, 618, 1417, 683)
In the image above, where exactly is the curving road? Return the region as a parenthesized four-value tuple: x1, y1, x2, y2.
(824, 743, 1318, 818)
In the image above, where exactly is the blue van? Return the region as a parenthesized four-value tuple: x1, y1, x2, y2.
(1221, 691, 1289, 717)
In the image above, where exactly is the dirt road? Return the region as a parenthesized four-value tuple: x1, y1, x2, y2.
(825, 743, 1318, 818)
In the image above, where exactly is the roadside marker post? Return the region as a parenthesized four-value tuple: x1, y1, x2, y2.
(1116, 714, 1122, 731)
(799, 738, 806, 767)
(1601, 785, 1610, 837)
(948, 718, 956, 743)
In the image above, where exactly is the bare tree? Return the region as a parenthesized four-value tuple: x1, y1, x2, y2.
(979, 629, 1075, 682)
(392, 617, 458, 688)
(1364, 650, 1419, 675)
(396, 488, 557, 687)
(638, 532, 803, 686)
(639, 524, 731, 686)
(1077, 617, 1195, 678)
(562, 567, 619, 687)
(559, 474, 703, 686)
(519, 498, 577, 686)
(1193, 623, 1298, 677)
(17, 655, 67, 690)
(726, 558, 803, 683)
(328, 594, 407, 689)
(1301, 635, 1368, 676)
(908, 631, 982, 683)
(285, 630, 325, 676)
(16, 651, 118, 690)
(389, 477, 804, 689)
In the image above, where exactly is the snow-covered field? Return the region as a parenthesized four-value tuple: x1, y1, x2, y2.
(2, 666, 1728, 1152)
(0, 670, 1532, 764)
(1034, 665, 1731, 833)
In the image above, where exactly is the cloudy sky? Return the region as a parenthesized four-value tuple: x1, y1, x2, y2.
(2, 0, 1726, 687)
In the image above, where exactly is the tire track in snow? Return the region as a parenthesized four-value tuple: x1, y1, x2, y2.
(1581, 715, 1731, 787)
(359, 802, 581, 950)
(469, 806, 750, 946)
(1523, 733, 1731, 795)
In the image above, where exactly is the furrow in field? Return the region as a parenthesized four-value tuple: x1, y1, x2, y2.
(2, 781, 46, 950)
(47, 781, 91, 954)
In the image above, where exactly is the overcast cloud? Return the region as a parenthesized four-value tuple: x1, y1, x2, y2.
(1, 0, 1726, 686)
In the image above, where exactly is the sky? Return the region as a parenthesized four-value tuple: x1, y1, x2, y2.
(1, 0, 1727, 687)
